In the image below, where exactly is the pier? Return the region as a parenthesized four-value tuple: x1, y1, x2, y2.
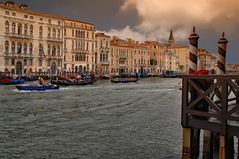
(181, 74, 239, 159)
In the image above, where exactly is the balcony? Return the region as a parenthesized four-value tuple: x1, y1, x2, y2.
(5, 32, 31, 39)
(100, 61, 110, 65)
(4, 52, 34, 58)
(46, 37, 63, 43)
(72, 49, 89, 54)
(119, 54, 128, 59)
(119, 63, 127, 67)
(46, 55, 63, 60)
(139, 63, 146, 67)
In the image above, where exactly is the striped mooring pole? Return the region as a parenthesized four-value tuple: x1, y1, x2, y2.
(188, 26, 199, 74)
(182, 27, 200, 159)
(217, 32, 228, 74)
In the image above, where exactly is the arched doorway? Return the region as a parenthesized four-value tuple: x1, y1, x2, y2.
(75, 66, 78, 73)
(83, 66, 86, 73)
(51, 62, 57, 76)
(16, 61, 22, 75)
(79, 65, 83, 73)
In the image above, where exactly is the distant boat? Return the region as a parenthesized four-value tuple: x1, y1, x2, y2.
(0, 79, 25, 85)
(111, 74, 138, 83)
(111, 77, 138, 83)
(16, 85, 59, 91)
(51, 78, 98, 86)
(162, 70, 180, 78)
(100, 75, 110, 80)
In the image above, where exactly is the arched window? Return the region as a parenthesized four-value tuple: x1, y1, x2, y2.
(24, 24, 28, 35)
(52, 28, 56, 38)
(17, 42, 22, 53)
(23, 43, 27, 54)
(48, 28, 51, 37)
(5, 21, 9, 33)
(30, 25, 33, 36)
(39, 26, 43, 37)
(83, 55, 86, 61)
(29, 43, 33, 54)
(11, 42, 15, 53)
(5, 41, 9, 53)
(12, 22, 16, 34)
(57, 46, 60, 56)
(52, 45, 56, 56)
(47, 45, 51, 55)
(18, 23, 22, 34)
(39, 44, 43, 56)
(57, 29, 60, 39)
(79, 55, 82, 61)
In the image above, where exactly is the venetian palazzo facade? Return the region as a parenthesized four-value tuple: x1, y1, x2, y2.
(0, 1, 64, 76)
(95, 33, 111, 76)
(63, 19, 95, 74)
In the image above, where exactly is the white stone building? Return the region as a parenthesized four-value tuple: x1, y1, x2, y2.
(0, 1, 64, 76)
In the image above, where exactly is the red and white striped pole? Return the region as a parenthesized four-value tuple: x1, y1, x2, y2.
(188, 26, 199, 74)
(182, 27, 200, 159)
(217, 32, 230, 159)
(217, 32, 228, 74)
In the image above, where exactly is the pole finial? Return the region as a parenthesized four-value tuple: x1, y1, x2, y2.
(222, 32, 225, 38)
(193, 26, 195, 33)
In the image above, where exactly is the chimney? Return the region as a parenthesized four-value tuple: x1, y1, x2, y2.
(19, 4, 28, 10)
(5, 1, 15, 7)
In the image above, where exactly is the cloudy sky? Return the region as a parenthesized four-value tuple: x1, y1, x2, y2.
(3, 0, 239, 64)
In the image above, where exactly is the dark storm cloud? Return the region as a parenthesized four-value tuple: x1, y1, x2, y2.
(4, 0, 139, 30)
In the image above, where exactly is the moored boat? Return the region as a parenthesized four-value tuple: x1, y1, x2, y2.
(162, 70, 180, 78)
(0, 79, 25, 85)
(51, 78, 98, 86)
(16, 85, 59, 91)
(111, 77, 138, 83)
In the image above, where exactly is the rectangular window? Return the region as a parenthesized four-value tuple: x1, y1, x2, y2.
(5, 11, 9, 15)
(12, 12, 16, 16)
(24, 15, 28, 18)
(38, 59, 42, 66)
(24, 59, 27, 65)
(40, 18, 43, 21)
(48, 19, 51, 24)
(5, 59, 8, 65)
(30, 16, 33, 19)
(11, 59, 15, 65)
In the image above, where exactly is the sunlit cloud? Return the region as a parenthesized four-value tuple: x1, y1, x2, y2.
(105, 0, 239, 43)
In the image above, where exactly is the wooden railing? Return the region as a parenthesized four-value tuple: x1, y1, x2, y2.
(181, 75, 239, 136)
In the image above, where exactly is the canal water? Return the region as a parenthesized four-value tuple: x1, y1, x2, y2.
(0, 78, 182, 159)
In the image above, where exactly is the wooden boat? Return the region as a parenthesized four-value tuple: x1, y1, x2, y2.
(51, 78, 98, 86)
(0, 79, 25, 85)
(16, 85, 59, 91)
(100, 75, 110, 80)
(111, 77, 138, 83)
(162, 70, 180, 78)
(21, 76, 36, 81)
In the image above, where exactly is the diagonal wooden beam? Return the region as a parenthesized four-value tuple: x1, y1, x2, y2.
(187, 79, 221, 113)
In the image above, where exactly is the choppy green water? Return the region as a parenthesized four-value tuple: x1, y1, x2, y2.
(0, 78, 182, 159)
